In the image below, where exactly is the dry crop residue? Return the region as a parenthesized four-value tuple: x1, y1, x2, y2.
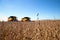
(0, 20, 60, 40)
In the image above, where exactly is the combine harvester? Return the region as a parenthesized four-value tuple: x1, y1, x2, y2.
(8, 16, 18, 22)
(8, 16, 31, 22)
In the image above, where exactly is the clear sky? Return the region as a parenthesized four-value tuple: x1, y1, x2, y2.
(0, 0, 60, 21)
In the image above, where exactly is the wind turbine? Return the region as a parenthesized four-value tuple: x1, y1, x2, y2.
(37, 13, 39, 20)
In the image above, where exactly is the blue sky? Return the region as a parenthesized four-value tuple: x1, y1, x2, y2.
(0, 0, 60, 21)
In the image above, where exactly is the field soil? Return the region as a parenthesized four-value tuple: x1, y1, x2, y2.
(0, 20, 60, 40)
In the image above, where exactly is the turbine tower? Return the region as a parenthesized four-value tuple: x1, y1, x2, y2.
(37, 13, 39, 20)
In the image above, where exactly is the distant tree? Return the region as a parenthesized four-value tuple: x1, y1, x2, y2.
(8, 16, 18, 21)
(21, 17, 31, 22)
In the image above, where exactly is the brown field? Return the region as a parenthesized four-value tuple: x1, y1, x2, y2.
(0, 20, 60, 40)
